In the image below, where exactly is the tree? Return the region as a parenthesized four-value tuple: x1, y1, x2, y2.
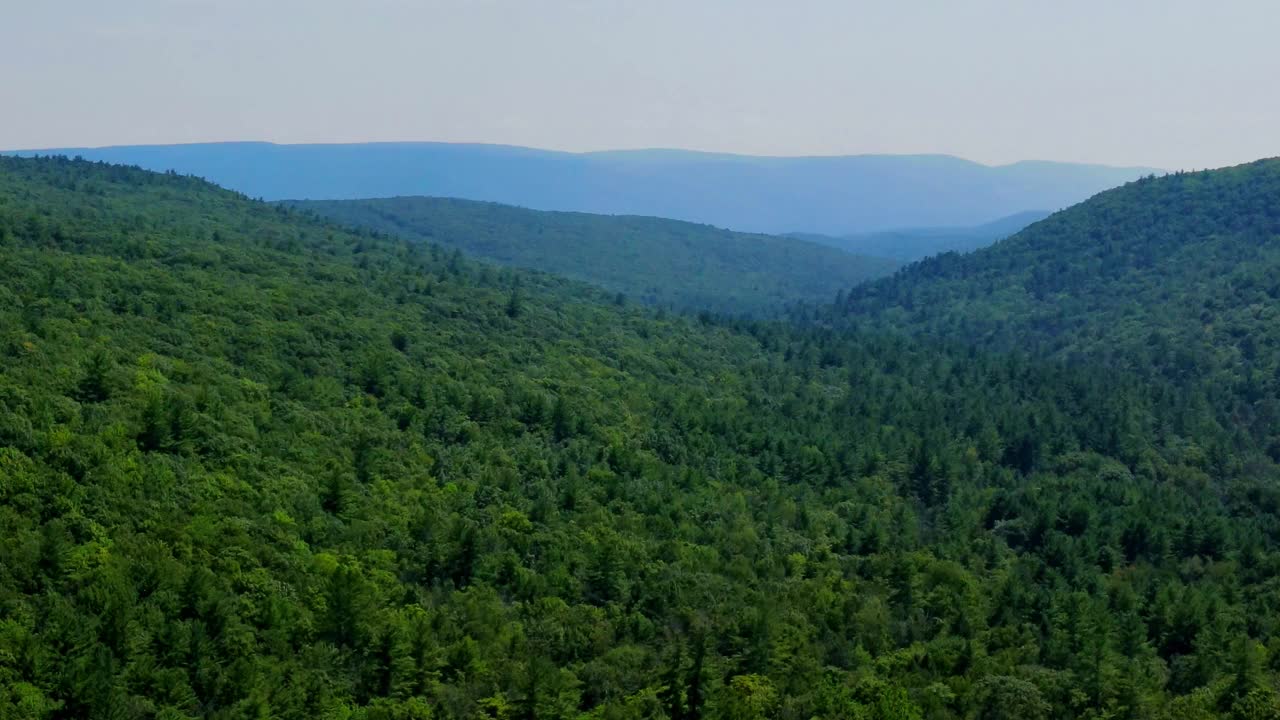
(716, 675, 777, 720)
(974, 676, 1050, 720)
(506, 286, 523, 318)
(75, 350, 112, 403)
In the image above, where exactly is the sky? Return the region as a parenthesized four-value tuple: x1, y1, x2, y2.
(4, 0, 1277, 169)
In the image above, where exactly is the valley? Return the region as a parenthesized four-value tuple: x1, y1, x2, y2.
(1, 155, 1278, 719)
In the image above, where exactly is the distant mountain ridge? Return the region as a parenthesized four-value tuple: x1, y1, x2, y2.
(793, 210, 1053, 262)
(288, 195, 898, 315)
(4, 141, 1156, 234)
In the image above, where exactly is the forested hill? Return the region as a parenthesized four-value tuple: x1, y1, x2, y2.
(838, 160, 1280, 438)
(3, 155, 1280, 719)
(285, 196, 898, 315)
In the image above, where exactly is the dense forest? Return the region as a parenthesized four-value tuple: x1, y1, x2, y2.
(285, 196, 897, 315)
(836, 160, 1280, 447)
(2, 156, 1280, 719)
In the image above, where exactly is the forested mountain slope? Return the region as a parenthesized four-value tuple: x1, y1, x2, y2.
(2, 156, 1280, 719)
(6, 142, 1153, 234)
(285, 196, 897, 315)
(838, 160, 1280, 443)
(797, 210, 1052, 262)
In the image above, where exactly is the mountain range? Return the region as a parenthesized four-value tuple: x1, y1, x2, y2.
(5, 141, 1156, 234)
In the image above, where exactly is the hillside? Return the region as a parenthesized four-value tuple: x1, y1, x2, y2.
(287, 196, 898, 314)
(839, 161, 1280, 440)
(2, 156, 1280, 719)
(796, 210, 1052, 262)
(6, 142, 1153, 234)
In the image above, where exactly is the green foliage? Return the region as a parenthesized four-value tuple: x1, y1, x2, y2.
(716, 675, 777, 720)
(287, 195, 899, 315)
(838, 160, 1280, 443)
(0, 156, 1278, 719)
(973, 676, 1050, 720)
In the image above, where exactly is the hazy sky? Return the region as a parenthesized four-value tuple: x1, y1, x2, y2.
(5, 0, 1277, 169)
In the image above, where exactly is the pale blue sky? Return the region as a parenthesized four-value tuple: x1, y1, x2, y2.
(5, 0, 1277, 168)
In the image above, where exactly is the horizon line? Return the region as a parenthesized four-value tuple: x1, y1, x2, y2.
(1, 139, 1167, 172)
